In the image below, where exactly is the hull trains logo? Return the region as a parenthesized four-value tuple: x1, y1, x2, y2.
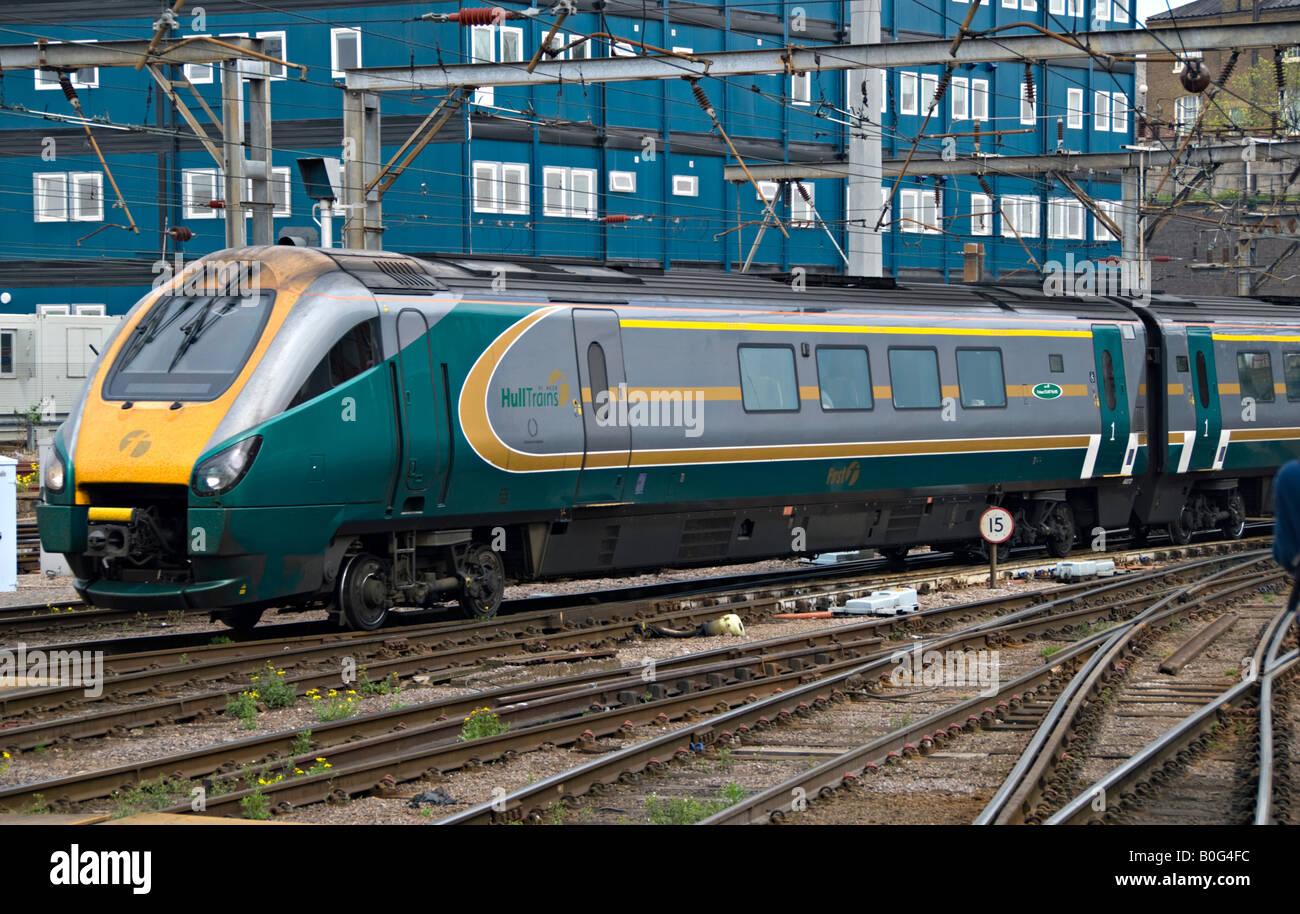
(827, 461, 860, 486)
(119, 430, 151, 458)
(501, 370, 570, 409)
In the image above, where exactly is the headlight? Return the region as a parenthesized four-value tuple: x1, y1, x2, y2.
(43, 450, 66, 494)
(192, 436, 262, 496)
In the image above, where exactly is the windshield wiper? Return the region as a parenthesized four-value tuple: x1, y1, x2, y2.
(167, 296, 242, 371)
(118, 297, 195, 367)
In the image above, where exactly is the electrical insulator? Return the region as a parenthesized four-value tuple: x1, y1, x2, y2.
(168, 226, 194, 242)
(602, 214, 630, 224)
(449, 7, 507, 25)
(1180, 59, 1212, 93)
(1023, 62, 1035, 105)
(206, 199, 226, 210)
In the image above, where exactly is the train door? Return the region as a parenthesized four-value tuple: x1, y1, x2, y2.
(572, 308, 630, 504)
(1091, 324, 1131, 476)
(1185, 328, 1222, 471)
(393, 309, 445, 511)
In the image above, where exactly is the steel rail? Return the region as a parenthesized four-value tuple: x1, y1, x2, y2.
(976, 557, 1281, 825)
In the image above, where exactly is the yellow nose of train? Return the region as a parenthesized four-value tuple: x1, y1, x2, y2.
(73, 401, 231, 499)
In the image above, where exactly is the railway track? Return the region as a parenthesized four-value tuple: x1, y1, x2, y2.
(432, 554, 1280, 826)
(0, 539, 1253, 753)
(0, 551, 1251, 816)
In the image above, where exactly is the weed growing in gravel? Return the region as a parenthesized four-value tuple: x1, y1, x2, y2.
(210, 635, 234, 645)
(292, 757, 331, 777)
(166, 610, 186, 625)
(0, 750, 10, 776)
(290, 731, 312, 756)
(307, 688, 359, 722)
(226, 691, 259, 730)
(32, 743, 49, 755)
(358, 668, 402, 696)
(110, 777, 190, 819)
(23, 793, 50, 814)
(1039, 646, 1061, 658)
(459, 707, 510, 741)
(250, 662, 297, 709)
(714, 746, 733, 770)
(644, 783, 745, 824)
(241, 787, 271, 821)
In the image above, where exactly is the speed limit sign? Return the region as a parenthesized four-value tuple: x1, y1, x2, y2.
(979, 507, 1014, 545)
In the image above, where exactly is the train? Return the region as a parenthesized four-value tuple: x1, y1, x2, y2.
(35, 245, 1300, 630)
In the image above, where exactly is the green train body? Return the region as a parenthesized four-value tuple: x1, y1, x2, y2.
(36, 246, 1300, 628)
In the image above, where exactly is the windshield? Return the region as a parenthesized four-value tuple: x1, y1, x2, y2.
(103, 291, 276, 402)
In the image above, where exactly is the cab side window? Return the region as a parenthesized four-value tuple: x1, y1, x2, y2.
(289, 318, 381, 409)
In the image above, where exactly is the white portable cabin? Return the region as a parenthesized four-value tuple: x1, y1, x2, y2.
(0, 310, 123, 420)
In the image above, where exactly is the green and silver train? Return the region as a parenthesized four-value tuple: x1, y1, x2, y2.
(36, 246, 1300, 629)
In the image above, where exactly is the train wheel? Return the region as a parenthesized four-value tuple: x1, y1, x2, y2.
(1220, 492, 1246, 540)
(1167, 506, 1195, 546)
(338, 553, 391, 630)
(880, 546, 909, 571)
(458, 544, 505, 620)
(216, 606, 264, 631)
(1045, 503, 1076, 558)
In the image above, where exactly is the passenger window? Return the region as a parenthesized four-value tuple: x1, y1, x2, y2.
(1237, 351, 1275, 402)
(738, 345, 799, 412)
(1286, 353, 1300, 401)
(289, 318, 380, 409)
(1101, 349, 1117, 411)
(587, 341, 610, 406)
(816, 347, 872, 411)
(1195, 351, 1210, 407)
(888, 347, 941, 409)
(956, 348, 1006, 408)
(1048, 353, 1064, 373)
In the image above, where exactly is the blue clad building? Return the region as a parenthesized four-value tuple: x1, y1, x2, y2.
(0, 0, 1132, 314)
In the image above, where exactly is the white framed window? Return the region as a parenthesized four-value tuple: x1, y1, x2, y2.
(792, 71, 811, 106)
(971, 193, 992, 236)
(1002, 195, 1040, 237)
(239, 167, 292, 218)
(34, 41, 98, 90)
(971, 79, 989, 121)
(183, 167, 221, 219)
(69, 172, 102, 222)
(182, 34, 214, 84)
(471, 25, 496, 105)
(1094, 90, 1112, 131)
(544, 31, 567, 60)
(611, 39, 636, 57)
(1112, 0, 1128, 21)
(951, 76, 969, 120)
(1023, 0, 1038, 10)
(217, 32, 252, 79)
(331, 27, 362, 78)
(570, 33, 591, 60)
(1094, 200, 1119, 241)
(500, 25, 524, 63)
(1094, 0, 1109, 21)
(37, 304, 70, 316)
(609, 171, 636, 193)
(74, 303, 106, 316)
(1111, 92, 1128, 133)
(1172, 51, 1203, 74)
(792, 183, 816, 228)
(1020, 81, 1036, 125)
(1068, 0, 1083, 14)
(672, 174, 698, 197)
(1050, 0, 1066, 12)
(920, 72, 938, 114)
(257, 31, 288, 79)
(1175, 95, 1201, 134)
(1003, 0, 1017, 7)
(900, 188, 941, 234)
(1048, 197, 1084, 239)
(756, 181, 779, 203)
(543, 166, 596, 219)
(33, 173, 68, 223)
(472, 161, 530, 215)
(900, 72, 918, 115)
(1067, 87, 1084, 129)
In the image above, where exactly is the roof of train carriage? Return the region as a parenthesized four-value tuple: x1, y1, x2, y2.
(325, 249, 1150, 322)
